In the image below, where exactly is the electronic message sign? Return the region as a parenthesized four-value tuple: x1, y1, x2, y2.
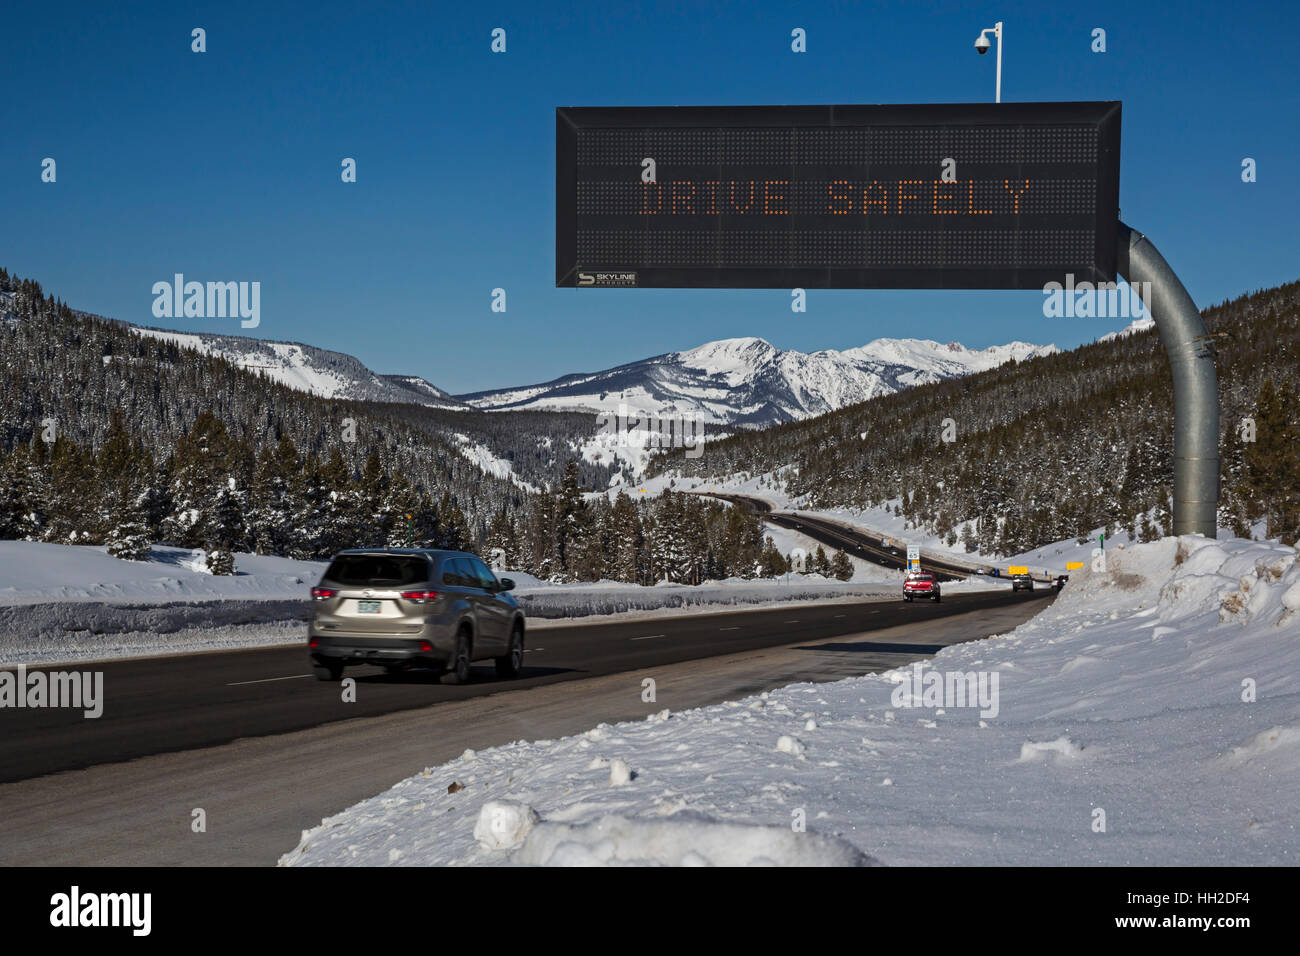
(556, 102, 1120, 289)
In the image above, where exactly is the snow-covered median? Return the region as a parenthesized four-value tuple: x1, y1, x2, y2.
(281, 535, 1300, 866)
(510, 571, 894, 619)
(0, 542, 327, 665)
(0, 542, 324, 606)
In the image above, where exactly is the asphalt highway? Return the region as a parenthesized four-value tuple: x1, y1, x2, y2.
(1, 586, 1053, 864)
(0, 588, 1050, 784)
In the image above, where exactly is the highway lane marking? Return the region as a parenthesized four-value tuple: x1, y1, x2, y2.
(834, 614, 846, 618)
(784, 619, 800, 623)
(226, 675, 311, 686)
(719, 626, 741, 631)
(525, 647, 546, 652)
(629, 635, 665, 641)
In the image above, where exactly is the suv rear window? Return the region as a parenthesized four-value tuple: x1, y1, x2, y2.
(324, 554, 429, 587)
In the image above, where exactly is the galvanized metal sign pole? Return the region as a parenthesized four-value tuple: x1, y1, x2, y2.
(1116, 223, 1219, 536)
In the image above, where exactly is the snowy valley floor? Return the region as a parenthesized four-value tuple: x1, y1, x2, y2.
(281, 536, 1300, 866)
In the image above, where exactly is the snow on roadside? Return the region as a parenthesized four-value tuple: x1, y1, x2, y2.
(509, 570, 894, 619)
(0, 542, 325, 606)
(281, 535, 1300, 866)
(0, 541, 898, 665)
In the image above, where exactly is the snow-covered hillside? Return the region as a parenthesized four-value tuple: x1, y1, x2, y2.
(281, 534, 1300, 866)
(459, 335, 1058, 427)
(130, 327, 465, 408)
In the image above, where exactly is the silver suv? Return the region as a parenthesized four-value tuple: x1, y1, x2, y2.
(308, 549, 525, 684)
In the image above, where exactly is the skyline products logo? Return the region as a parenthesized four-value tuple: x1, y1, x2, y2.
(577, 271, 637, 287)
(151, 273, 260, 328)
(1042, 274, 1151, 319)
(0, 665, 103, 719)
(890, 661, 1000, 719)
(50, 886, 151, 936)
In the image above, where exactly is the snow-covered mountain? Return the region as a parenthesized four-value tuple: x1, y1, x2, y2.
(129, 327, 467, 408)
(458, 336, 1058, 426)
(124, 320, 1055, 429)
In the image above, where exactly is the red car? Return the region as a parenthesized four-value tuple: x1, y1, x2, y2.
(903, 572, 941, 603)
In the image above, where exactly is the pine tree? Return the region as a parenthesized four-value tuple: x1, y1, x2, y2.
(813, 545, 830, 576)
(205, 547, 235, 575)
(43, 436, 97, 544)
(436, 491, 472, 551)
(610, 490, 644, 583)
(759, 536, 786, 577)
(1245, 378, 1300, 543)
(106, 489, 153, 561)
(205, 477, 247, 573)
(0, 445, 44, 540)
(249, 437, 299, 555)
(829, 549, 854, 581)
(554, 460, 586, 571)
(484, 506, 516, 570)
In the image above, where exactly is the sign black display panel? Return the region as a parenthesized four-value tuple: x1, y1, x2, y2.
(556, 101, 1121, 289)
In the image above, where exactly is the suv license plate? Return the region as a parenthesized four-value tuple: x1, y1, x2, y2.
(356, 600, 382, 614)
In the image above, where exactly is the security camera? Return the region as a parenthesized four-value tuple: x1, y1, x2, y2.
(974, 34, 991, 54)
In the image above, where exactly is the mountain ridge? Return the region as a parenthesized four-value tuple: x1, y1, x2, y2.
(457, 335, 1059, 426)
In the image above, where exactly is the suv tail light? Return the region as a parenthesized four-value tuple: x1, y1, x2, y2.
(401, 590, 440, 604)
(311, 587, 338, 600)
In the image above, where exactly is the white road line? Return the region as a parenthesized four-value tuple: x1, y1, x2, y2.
(719, 626, 740, 631)
(227, 675, 310, 686)
(630, 634, 665, 641)
(784, 620, 801, 623)
(524, 647, 545, 653)
(834, 614, 846, 618)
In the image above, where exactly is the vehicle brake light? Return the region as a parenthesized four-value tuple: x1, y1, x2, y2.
(311, 587, 338, 600)
(401, 590, 440, 604)
(309, 637, 319, 648)
(417, 640, 434, 652)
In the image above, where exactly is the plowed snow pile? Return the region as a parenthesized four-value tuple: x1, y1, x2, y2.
(281, 536, 1300, 866)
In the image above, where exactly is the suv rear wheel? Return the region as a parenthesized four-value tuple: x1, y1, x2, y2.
(313, 661, 343, 682)
(443, 628, 472, 684)
(495, 623, 524, 678)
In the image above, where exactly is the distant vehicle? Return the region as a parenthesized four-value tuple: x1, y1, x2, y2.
(307, 548, 526, 684)
(1053, 574, 1069, 591)
(1012, 573, 1034, 592)
(903, 572, 941, 603)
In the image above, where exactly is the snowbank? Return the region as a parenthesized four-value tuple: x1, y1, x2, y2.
(0, 542, 325, 606)
(512, 573, 894, 619)
(281, 535, 1300, 866)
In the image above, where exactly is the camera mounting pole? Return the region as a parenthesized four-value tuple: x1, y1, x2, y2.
(975, 21, 1004, 102)
(1116, 222, 1219, 537)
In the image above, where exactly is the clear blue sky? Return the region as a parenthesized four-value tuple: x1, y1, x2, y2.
(3, 0, 1296, 392)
